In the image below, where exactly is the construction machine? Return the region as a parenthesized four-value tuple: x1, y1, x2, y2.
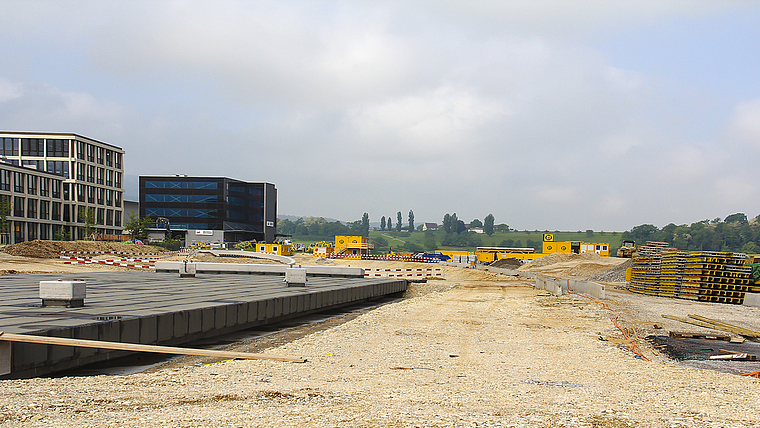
(616, 240, 637, 258)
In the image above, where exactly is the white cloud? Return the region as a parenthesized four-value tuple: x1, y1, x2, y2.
(0, 77, 21, 103)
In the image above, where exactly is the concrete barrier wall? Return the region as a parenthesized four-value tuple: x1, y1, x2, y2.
(535, 275, 606, 299)
(155, 261, 365, 278)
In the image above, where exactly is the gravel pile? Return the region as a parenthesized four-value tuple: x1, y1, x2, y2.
(2, 240, 168, 259)
(588, 259, 632, 282)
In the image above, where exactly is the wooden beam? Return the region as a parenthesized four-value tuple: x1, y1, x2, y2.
(0, 332, 306, 363)
(662, 314, 721, 330)
(687, 314, 760, 338)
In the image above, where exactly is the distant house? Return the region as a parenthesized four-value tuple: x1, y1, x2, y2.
(470, 228, 485, 234)
(422, 222, 438, 231)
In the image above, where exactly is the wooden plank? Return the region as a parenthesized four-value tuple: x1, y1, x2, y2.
(668, 331, 730, 341)
(687, 314, 760, 338)
(0, 332, 306, 363)
(662, 314, 724, 330)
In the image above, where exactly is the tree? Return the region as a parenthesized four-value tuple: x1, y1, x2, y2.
(586, 229, 594, 237)
(408, 210, 414, 233)
(380, 216, 386, 231)
(483, 214, 495, 236)
(124, 212, 152, 241)
(442, 214, 452, 233)
(450, 213, 459, 234)
(79, 207, 96, 239)
(396, 211, 402, 232)
(0, 196, 9, 244)
(361, 212, 370, 236)
(725, 213, 748, 224)
(469, 218, 482, 228)
(387, 216, 393, 231)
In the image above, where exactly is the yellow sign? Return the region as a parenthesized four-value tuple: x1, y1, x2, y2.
(543, 234, 554, 242)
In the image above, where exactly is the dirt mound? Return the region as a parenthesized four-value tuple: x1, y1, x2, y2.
(2, 240, 169, 259)
(518, 252, 607, 270)
(588, 258, 632, 282)
(490, 258, 522, 269)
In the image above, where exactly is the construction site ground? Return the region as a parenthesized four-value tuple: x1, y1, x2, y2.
(0, 243, 758, 427)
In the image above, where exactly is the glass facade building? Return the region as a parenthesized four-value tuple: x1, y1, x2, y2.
(0, 131, 125, 242)
(139, 176, 277, 243)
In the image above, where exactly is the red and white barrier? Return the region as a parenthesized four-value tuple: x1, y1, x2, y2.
(364, 268, 444, 278)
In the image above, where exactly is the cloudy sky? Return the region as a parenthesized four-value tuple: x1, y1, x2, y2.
(1, 1, 759, 231)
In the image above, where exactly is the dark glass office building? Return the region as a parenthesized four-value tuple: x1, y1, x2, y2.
(139, 176, 277, 243)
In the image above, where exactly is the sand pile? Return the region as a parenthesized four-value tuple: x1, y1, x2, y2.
(588, 258, 632, 282)
(518, 252, 606, 270)
(490, 258, 522, 269)
(2, 240, 168, 259)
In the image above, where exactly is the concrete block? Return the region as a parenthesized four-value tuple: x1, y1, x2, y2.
(214, 307, 226, 330)
(98, 320, 120, 343)
(140, 315, 158, 344)
(297, 294, 305, 312)
(119, 318, 140, 345)
(285, 268, 307, 287)
(248, 302, 259, 322)
(201, 308, 215, 332)
(179, 262, 196, 278)
(13, 342, 47, 371)
(39, 279, 86, 307)
(188, 310, 203, 334)
(258, 300, 267, 321)
(47, 329, 74, 363)
(273, 298, 283, 318)
(225, 304, 238, 328)
(173, 311, 189, 338)
(236, 303, 247, 325)
(157, 314, 174, 342)
(0, 341, 10, 376)
(73, 323, 100, 359)
(743, 293, 760, 306)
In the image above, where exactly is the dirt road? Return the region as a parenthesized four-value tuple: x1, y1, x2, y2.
(0, 250, 759, 426)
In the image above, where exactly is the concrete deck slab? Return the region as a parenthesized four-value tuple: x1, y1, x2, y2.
(0, 272, 406, 379)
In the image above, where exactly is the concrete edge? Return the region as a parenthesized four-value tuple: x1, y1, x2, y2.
(535, 275, 606, 299)
(200, 250, 296, 265)
(155, 261, 365, 278)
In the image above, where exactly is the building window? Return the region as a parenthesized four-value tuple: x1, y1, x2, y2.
(52, 202, 61, 221)
(1, 138, 18, 156)
(26, 223, 36, 241)
(63, 183, 70, 201)
(21, 138, 44, 156)
(114, 152, 122, 169)
(106, 190, 113, 206)
(39, 178, 49, 197)
(14, 222, 24, 243)
(97, 208, 104, 225)
(63, 204, 71, 222)
(115, 172, 122, 188)
(96, 187, 104, 205)
(87, 144, 94, 162)
(52, 180, 61, 198)
(13, 172, 24, 193)
(87, 165, 95, 183)
(97, 168, 104, 185)
(0, 170, 10, 191)
(77, 184, 86, 202)
(106, 169, 113, 187)
(115, 210, 122, 226)
(76, 141, 86, 160)
(26, 199, 36, 218)
(115, 191, 121, 208)
(96, 147, 104, 164)
(26, 175, 37, 195)
(39, 224, 49, 240)
(47, 160, 69, 178)
(39, 201, 49, 220)
(45, 139, 69, 157)
(105, 150, 112, 167)
(87, 186, 94, 204)
(106, 209, 113, 226)
(76, 163, 85, 181)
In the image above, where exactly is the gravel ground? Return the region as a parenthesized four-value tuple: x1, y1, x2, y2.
(1, 256, 759, 427)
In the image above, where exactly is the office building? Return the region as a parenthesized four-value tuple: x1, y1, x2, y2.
(0, 132, 125, 242)
(139, 176, 277, 245)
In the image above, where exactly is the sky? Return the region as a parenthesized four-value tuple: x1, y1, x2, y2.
(1, 1, 760, 231)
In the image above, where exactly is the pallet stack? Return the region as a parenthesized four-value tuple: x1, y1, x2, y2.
(679, 251, 754, 304)
(628, 242, 674, 296)
(658, 250, 689, 298)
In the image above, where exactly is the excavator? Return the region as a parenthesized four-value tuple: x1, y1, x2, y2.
(616, 240, 637, 258)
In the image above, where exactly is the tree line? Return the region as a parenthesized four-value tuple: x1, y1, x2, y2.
(622, 213, 760, 253)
